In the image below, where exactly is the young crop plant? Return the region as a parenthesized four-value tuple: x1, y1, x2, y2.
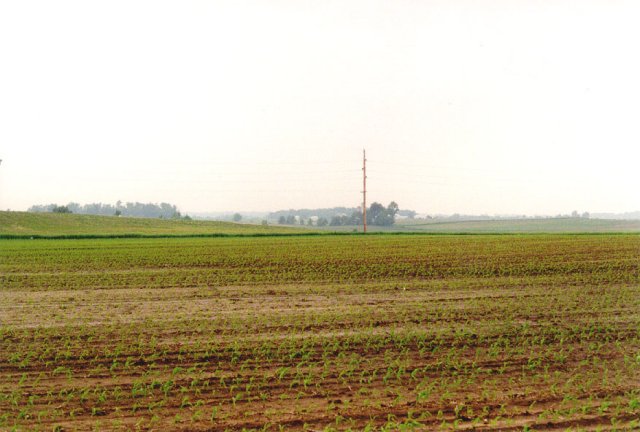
(1, 234, 638, 430)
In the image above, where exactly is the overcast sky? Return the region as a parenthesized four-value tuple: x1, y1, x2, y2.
(1, 1, 638, 215)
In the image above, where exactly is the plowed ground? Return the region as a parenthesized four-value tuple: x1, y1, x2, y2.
(1, 235, 639, 430)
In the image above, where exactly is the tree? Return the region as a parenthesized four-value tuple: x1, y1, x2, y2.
(317, 217, 328, 227)
(232, 213, 242, 222)
(374, 201, 399, 226)
(364, 201, 399, 226)
(52, 205, 72, 214)
(286, 215, 296, 225)
(114, 209, 122, 217)
(387, 201, 399, 217)
(329, 216, 342, 226)
(278, 216, 286, 224)
(367, 202, 385, 225)
(349, 210, 362, 225)
(67, 202, 81, 213)
(374, 212, 394, 226)
(30, 201, 183, 218)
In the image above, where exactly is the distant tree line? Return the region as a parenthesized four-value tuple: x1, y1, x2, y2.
(28, 201, 190, 219)
(270, 207, 358, 221)
(277, 214, 321, 226)
(359, 201, 400, 227)
(277, 201, 401, 227)
(270, 206, 414, 221)
(51, 205, 72, 214)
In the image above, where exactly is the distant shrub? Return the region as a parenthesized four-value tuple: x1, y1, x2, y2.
(52, 206, 72, 214)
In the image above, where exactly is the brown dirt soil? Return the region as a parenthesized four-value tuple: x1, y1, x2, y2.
(1, 236, 639, 431)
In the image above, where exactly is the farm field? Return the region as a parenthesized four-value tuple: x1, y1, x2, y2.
(394, 218, 640, 233)
(312, 218, 640, 234)
(0, 211, 309, 237)
(1, 234, 639, 431)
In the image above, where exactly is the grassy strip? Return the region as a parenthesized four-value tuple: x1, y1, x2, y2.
(1, 231, 637, 240)
(0, 232, 328, 240)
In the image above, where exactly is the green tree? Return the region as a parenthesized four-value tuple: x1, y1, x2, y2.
(365, 201, 399, 226)
(349, 210, 363, 225)
(232, 213, 242, 222)
(52, 205, 72, 214)
(387, 201, 399, 217)
(367, 202, 385, 225)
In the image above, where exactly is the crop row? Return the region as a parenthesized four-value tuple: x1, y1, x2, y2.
(0, 234, 638, 430)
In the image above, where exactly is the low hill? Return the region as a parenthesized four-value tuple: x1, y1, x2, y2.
(395, 217, 640, 233)
(0, 211, 310, 237)
(307, 217, 640, 233)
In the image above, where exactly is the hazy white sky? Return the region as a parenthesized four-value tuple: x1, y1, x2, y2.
(1, 1, 638, 215)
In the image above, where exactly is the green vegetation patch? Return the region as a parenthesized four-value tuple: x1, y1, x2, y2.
(395, 217, 640, 233)
(0, 234, 639, 430)
(0, 211, 310, 237)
